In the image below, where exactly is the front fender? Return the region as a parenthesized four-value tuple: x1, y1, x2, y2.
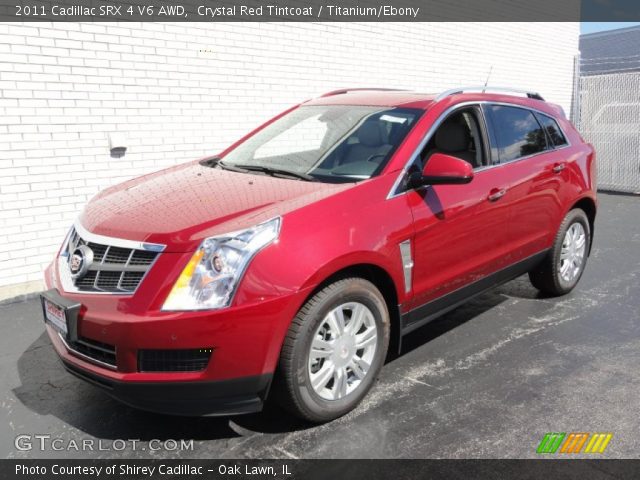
(233, 175, 415, 307)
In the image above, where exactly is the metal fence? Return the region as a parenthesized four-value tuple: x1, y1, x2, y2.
(575, 72, 640, 194)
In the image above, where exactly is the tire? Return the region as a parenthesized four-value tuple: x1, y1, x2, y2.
(528, 208, 590, 296)
(274, 277, 390, 423)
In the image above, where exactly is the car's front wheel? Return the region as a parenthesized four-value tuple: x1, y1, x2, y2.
(275, 277, 390, 422)
(529, 208, 591, 296)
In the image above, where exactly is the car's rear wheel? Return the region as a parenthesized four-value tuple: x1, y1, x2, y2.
(529, 208, 590, 296)
(275, 277, 389, 422)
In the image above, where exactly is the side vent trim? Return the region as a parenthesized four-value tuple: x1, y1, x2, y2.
(399, 240, 413, 294)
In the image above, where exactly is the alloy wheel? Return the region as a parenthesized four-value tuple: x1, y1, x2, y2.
(559, 222, 586, 282)
(308, 302, 378, 401)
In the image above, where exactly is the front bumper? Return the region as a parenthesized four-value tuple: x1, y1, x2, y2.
(60, 355, 271, 416)
(42, 269, 309, 416)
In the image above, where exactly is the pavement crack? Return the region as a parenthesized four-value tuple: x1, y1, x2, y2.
(274, 447, 299, 459)
(402, 376, 438, 388)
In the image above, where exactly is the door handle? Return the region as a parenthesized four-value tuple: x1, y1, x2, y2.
(487, 188, 507, 202)
(552, 162, 566, 173)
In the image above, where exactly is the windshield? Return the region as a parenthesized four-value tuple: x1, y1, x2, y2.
(220, 105, 422, 183)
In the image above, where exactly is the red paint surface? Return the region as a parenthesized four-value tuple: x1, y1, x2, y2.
(44, 91, 596, 386)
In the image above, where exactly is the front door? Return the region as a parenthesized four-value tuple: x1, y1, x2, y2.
(403, 105, 512, 331)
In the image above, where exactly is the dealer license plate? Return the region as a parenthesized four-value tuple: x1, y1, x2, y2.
(43, 297, 68, 336)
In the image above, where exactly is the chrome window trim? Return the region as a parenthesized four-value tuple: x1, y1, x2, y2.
(386, 101, 572, 199)
(57, 221, 165, 296)
(58, 332, 118, 371)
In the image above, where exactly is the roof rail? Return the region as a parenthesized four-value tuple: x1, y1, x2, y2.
(435, 86, 544, 102)
(320, 88, 407, 98)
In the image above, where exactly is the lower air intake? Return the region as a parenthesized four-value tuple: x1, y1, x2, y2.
(138, 348, 212, 372)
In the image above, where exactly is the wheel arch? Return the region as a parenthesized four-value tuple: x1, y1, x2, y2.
(300, 263, 402, 359)
(570, 196, 597, 255)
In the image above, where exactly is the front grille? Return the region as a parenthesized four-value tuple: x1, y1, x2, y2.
(104, 246, 131, 264)
(138, 349, 213, 372)
(68, 336, 117, 368)
(62, 227, 159, 294)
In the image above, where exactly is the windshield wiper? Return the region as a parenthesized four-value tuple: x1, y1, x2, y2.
(199, 157, 251, 173)
(200, 158, 315, 181)
(217, 160, 252, 173)
(233, 164, 317, 182)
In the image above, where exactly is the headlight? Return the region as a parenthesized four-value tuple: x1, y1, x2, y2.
(162, 217, 281, 311)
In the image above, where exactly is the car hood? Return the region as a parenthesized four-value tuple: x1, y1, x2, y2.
(80, 161, 347, 252)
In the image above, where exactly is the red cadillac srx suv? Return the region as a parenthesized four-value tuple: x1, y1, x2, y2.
(42, 87, 596, 422)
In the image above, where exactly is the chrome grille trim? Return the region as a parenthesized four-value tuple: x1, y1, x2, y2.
(58, 333, 117, 371)
(73, 221, 165, 252)
(58, 221, 165, 295)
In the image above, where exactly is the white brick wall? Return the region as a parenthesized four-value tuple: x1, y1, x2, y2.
(0, 21, 579, 297)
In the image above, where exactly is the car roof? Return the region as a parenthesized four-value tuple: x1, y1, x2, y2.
(304, 88, 566, 119)
(304, 90, 437, 109)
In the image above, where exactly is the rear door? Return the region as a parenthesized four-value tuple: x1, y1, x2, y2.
(483, 104, 566, 263)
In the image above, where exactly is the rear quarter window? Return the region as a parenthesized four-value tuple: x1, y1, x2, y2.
(535, 113, 568, 147)
(487, 105, 548, 162)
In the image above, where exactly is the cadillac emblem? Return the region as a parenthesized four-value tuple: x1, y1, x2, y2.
(69, 244, 94, 279)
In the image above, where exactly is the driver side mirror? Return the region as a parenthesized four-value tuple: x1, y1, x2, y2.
(408, 153, 474, 188)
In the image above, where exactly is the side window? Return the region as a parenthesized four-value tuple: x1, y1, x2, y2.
(488, 105, 548, 162)
(419, 106, 488, 170)
(535, 113, 568, 147)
